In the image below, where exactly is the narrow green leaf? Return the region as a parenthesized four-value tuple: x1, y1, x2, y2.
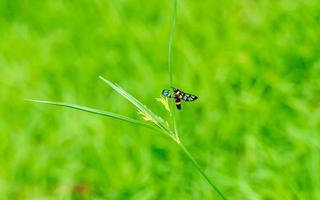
(26, 99, 159, 131)
(99, 76, 173, 135)
(99, 76, 147, 112)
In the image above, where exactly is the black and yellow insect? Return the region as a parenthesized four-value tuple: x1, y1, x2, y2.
(162, 88, 198, 110)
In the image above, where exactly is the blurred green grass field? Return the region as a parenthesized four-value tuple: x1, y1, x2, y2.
(1, 0, 320, 199)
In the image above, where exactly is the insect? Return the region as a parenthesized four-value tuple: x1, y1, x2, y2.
(161, 88, 198, 110)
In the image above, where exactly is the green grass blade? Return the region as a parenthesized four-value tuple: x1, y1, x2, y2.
(99, 76, 147, 113)
(26, 99, 159, 131)
(99, 76, 173, 136)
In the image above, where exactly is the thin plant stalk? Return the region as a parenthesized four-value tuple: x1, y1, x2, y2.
(166, 0, 226, 199)
(168, 0, 177, 88)
(178, 143, 227, 200)
(168, 0, 179, 142)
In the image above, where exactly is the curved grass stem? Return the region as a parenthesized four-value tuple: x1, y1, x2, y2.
(178, 143, 227, 200)
(167, 1, 225, 198)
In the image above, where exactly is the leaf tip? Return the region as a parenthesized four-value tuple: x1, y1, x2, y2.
(24, 98, 37, 102)
(99, 75, 108, 83)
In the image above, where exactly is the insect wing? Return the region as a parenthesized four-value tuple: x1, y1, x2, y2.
(182, 93, 198, 101)
(161, 89, 172, 98)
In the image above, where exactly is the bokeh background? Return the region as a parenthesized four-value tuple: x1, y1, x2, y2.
(1, 0, 320, 199)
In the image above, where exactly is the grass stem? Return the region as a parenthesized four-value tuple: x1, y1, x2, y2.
(166, 1, 226, 198)
(178, 143, 227, 200)
(168, 0, 179, 142)
(168, 0, 177, 88)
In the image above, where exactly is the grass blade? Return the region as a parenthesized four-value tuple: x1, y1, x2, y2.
(99, 76, 147, 113)
(99, 76, 174, 136)
(26, 99, 159, 131)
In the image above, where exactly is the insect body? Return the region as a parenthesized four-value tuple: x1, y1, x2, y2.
(161, 88, 198, 110)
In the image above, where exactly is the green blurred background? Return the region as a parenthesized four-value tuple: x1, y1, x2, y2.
(1, 0, 320, 199)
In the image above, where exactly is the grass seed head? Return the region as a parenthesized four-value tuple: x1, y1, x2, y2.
(156, 96, 170, 112)
(138, 110, 158, 124)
